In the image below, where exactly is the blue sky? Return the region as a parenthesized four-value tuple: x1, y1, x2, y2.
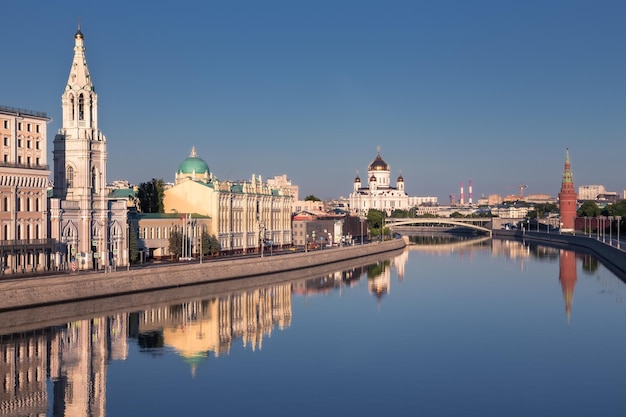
(2, 0, 625, 201)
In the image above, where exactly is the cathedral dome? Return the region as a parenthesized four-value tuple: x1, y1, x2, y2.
(370, 175, 377, 182)
(177, 147, 209, 176)
(354, 175, 361, 183)
(368, 153, 389, 171)
(397, 174, 404, 182)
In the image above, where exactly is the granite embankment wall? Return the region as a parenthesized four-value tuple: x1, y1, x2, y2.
(0, 238, 406, 312)
(493, 230, 626, 279)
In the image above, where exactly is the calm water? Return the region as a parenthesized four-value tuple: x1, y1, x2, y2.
(2, 237, 626, 417)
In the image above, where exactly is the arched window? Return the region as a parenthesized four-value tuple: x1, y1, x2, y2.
(26, 198, 31, 212)
(70, 94, 75, 120)
(78, 94, 84, 120)
(67, 166, 74, 188)
(35, 198, 40, 212)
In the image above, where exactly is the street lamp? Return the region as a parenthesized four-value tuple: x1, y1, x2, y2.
(312, 231, 316, 250)
(305, 233, 308, 253)
(609, 216, 614, 246)
(617, 216, 621, 249)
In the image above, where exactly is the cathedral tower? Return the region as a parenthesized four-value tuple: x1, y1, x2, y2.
(558, 148, 577, 232)
(49, 27, 127, 271)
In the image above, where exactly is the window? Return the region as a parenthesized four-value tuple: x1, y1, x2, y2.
(3, 138, 7, 146)
(78, 94, 84, 120)
(17, 139, 22, 147)
(26, 199, 31, 212)
(36, 158, 40, 166)
(27, 123, 31, 132)
(18, 156, 22, 164)
(35, 125, 40, 133)
(17, 122, 22, 130)
(66, 166, 74, 188)
(2, 120, 8, 129)
(27, 140, 31, 149)
(27, 157, 31, 166)
(35, 141, 39, 149)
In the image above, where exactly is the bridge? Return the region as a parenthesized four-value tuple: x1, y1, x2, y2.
(385, 217, 493, 235)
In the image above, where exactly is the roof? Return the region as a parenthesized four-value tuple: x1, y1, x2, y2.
(177, 147, 210, 175)
(108, 188, 136, 199)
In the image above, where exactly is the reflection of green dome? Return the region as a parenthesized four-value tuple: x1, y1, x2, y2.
(177, 147, 209, 175)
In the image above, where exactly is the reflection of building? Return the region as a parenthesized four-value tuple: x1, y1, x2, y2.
(0, 313, 128, 417)
(558, 149, 577, 232)
(137, 284, 293, 375)
(49, 27, 128, 271)
(0, 331, 49, 415)
(559, 249, 578, 324)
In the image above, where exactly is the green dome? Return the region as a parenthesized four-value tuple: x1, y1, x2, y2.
(177, 147, 209, 175)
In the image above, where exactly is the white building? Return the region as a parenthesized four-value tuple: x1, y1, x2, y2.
(349, 150, 437, 215)
(578, 185, 606, 201)
(49, 27, 128, 271)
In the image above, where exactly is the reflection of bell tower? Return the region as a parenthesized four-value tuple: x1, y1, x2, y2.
(559, 249, 578, 324)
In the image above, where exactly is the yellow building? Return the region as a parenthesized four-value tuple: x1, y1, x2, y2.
(164, 148, 293, 254)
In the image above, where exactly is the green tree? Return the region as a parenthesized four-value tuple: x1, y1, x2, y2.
(199, 230, 221, 257)
(304, 195, 321, 201)
(137, 178, 165, 213)
(577, 201, 601, 217)
(390, 209, 409, 218)
(128, 222, 139, 263)
(168, 230, 183, 259)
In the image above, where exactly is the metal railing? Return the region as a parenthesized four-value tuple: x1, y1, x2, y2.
(0, 160, 50, 170)
(0, 105, 48, 119)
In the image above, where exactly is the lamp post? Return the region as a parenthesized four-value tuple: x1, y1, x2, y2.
(305, 233, 308, 253)
(312, 231, 316, 250)
(617, 216, 621, 249)
(609, 216, 614, 246)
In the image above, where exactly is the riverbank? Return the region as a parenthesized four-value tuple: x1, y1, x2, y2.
(493, 229, 626, 280)
(0, 237, 407, 312)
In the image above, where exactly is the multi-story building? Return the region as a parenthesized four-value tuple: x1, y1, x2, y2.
(0, 105, 54, 274)
(163, 147, 293, 254)
(48, 27, 128, 271)
(578, 185, 606, 201)
(349, 149, 437, 216)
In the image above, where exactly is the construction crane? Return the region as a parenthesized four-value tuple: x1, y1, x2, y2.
(506, 184, 528, 199)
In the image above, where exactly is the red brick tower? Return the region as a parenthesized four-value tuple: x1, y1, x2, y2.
(558, 148, 577, 232)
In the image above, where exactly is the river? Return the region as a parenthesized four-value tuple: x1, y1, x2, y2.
(1, 236, 625, 417)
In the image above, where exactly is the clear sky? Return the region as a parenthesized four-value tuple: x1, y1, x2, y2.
(2, 0, 625, 202)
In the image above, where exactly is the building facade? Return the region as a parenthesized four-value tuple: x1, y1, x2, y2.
(0, 106, 54, 274)
(48, 27, 128, 271)
(349, 150, 437, 216)
(558, 149, 577, 232)
(164, 148, 293, 254)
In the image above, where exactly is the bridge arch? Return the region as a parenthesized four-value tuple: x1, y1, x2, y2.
(385, 218, 492, 235)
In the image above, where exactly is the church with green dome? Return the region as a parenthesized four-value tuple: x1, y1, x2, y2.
(164, 147, 293, 254)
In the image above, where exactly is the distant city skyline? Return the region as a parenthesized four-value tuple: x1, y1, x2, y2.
(2, 1, 625, 201)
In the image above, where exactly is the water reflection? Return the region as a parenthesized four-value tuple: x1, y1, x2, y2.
(0, 237, 623, 416)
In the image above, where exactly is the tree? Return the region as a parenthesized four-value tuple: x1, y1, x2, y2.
(137, 178, 165, 213)
(304, 195, 321, 201)
(200, 230, 221, 257)
(577, 201, 601, 217)
(168, 230, 183, 259)
(128, 222, 139, 263)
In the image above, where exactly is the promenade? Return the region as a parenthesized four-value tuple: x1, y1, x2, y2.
(493, 229, 626, 280)
(0, 238, 407, 313)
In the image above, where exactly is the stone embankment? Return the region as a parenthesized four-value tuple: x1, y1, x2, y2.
(493, 230, 626, 279)
(0, 238, 406, 312)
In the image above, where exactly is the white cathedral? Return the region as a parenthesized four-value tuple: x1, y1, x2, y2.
(349, 150, 437, 215)
(48, 27, 128, 271)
